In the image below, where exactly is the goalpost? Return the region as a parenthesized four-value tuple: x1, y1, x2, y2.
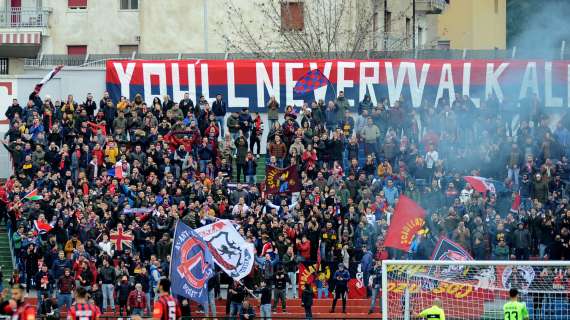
(382, 260, 570, 320)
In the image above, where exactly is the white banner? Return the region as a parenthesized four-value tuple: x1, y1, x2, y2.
(195, 219, 255, 280)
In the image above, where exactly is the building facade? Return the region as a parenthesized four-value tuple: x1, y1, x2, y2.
(0, 0, 448, 60)
(435, 0, 506, 49)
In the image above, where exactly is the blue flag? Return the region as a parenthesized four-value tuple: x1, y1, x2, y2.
(170, 221, 215, 304)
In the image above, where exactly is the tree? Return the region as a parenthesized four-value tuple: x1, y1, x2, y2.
(217, 0, 414, 59)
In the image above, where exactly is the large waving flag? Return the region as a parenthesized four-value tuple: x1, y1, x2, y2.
(293, 69, 330, 94)
(463, 176, 507, 195)
(110, 225, 133, 251)
(34, 65, 63, 94)
(170, 221, 215, 304)
(265, 165, 301, 194)
(195, 219, 255, 281)
(384, 195, 426, 252)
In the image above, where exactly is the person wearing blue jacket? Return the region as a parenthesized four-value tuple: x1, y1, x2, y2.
(330, 263, 350, 313)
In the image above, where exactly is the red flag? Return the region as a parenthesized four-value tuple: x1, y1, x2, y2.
(265, 165, 301, 194)
(34, 220, 53, 234)
(511, 193, 521, 213)
(384, 195, 426, 251)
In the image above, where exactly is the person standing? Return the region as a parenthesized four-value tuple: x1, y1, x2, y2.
(212, 94, 227, 137)
(273, 266, 289, 313)
(301, 283, 314, 320)
(229, 281, 246, 320)
(503, 288, 529, 320)
(67, 287, 101, 320)
(127, 283, 147, 316)
(257, 280, 272, 320)
(368, 260, 383, 314)
(418, 298, 446, 320)
(98, 258, 116, 312)
(330, 263, 350, 313)
(282, 246, 298, 299)
(152, 279, 181, 320)
(57, 268, 75, 312)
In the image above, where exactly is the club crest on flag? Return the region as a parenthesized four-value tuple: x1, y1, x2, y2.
(171, 221, 214, 304)
(207, 231, 242, 271)
(195, 219, 255, 280)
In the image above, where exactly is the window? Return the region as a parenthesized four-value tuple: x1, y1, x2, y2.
(120, 0, 138, 10)
(0, 58, 9, 75)
(119, 45, 138, 55)
(281, 1, 304, 31)
(437, 40, 451, 49)
(67, 45, 87, 55)
(384, 11, 391, 33)
(68, 0, 87, 9)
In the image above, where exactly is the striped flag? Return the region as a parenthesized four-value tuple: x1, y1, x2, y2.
(23, 188, 43, 201)
(34, 220, 54, 234)
(293, 69, 330, 94)
(34, 65, 63, 94)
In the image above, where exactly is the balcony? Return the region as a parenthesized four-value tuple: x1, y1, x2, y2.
(0, 8, 48, 58)
(416, 0, 448, 14)
(0, 7, 50, 29)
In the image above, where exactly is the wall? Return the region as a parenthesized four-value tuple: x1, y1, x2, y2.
(437, 0, 506, 49)
(42, 0, 140, 54)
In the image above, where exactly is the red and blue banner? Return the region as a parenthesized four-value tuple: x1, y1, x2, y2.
(106, 59, 570, 112)
(170, 221, 215, 304)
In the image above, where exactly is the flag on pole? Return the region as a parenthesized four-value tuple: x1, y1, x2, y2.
(293, 69, 330, 94)
(34, 65, 63, 94)
(384, 195, 426, 252)
(23, 189, 43, 201)
(170, 221, 214, 304)
(34, 220, 53, 234)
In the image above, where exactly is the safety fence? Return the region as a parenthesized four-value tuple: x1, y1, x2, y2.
(23, 47, 570, 69)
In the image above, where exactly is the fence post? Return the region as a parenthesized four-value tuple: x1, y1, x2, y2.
(177, 53, 182, 60)
(462, 49, 467, 59)
(131, 51, 137, 60)
(511, 46, 517, 59)
(84, 53, 89, 65)
(561, 41, 566, 60)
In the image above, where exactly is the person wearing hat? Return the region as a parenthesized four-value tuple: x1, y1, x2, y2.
(330, 263, 350, 313)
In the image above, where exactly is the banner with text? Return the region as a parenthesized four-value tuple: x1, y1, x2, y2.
(106, 59, 570, 112)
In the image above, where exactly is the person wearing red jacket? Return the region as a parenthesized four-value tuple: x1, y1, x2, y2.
(127, 283, 147, 316)
(296, 235, 311, 262)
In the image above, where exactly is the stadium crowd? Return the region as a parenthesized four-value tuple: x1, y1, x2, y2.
(1, 86, 569, 318)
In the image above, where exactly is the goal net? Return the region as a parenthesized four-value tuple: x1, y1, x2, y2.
(381, 260, 570, 320)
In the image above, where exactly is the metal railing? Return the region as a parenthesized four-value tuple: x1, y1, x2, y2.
(0, 7, 50, 29)
(22, 47, 570, 69)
